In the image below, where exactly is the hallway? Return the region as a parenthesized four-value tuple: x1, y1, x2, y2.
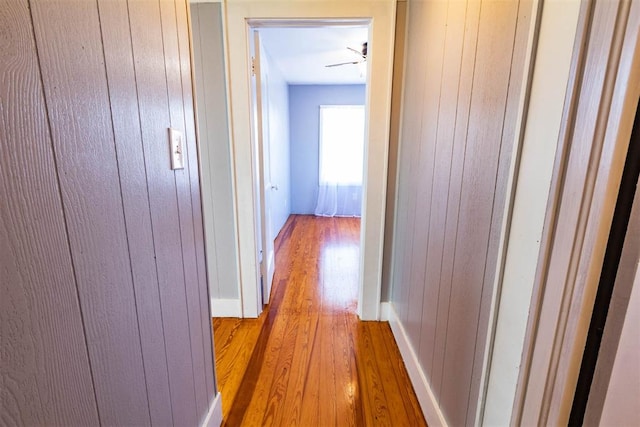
(213, 215, 426, 426)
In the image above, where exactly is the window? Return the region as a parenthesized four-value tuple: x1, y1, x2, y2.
(319, 105, 365, 185)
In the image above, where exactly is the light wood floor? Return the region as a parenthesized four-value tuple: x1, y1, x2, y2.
(213, 215, 426, 426)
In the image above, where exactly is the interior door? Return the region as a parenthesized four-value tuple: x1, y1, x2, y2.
(252, 30, 275, 304)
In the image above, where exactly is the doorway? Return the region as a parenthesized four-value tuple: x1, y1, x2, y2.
(251, 24, 369, 308)
(250, 22, 369, 314)
(223, 0, 396, 320)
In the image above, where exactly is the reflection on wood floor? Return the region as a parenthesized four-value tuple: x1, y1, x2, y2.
(213, 215, 426, 426)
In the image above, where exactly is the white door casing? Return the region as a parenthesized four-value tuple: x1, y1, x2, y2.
(223, 0, 396, 319)
(251, 30, 276, 305)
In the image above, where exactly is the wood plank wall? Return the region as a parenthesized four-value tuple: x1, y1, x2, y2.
(389, 0, 533, 425)
(0, 0, 215, 425)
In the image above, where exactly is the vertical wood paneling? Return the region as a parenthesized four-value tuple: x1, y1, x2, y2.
(405, 0, 447, 353)
(391, 0, 430, 327)
(418, 0, 468, 380)
(431, 0, 481, 399)
(411, 0, 448, 379)
(158, 0, 208, 417)
(29, 0, 150, 424)
(176, 0, 217, 405)
(0, 2, 98, 424)
(442, 3, 519, 425)
(3, 0, 215, 424)
(95, 0, 173, 423)
(468, 2, 535, 422)
(127, 0, 198, 423)
(390, 0, 532, 424)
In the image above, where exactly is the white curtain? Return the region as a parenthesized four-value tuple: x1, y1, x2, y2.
(315, 184, 362, 217)
(315, 105, 365, 217)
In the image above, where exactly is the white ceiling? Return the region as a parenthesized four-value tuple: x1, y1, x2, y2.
(258, 26, 369, 85)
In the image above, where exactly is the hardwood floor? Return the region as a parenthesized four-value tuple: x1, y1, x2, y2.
(213, 215, 426, 426)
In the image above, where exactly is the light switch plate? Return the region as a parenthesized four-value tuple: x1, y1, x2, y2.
(169, 128, 184, 170)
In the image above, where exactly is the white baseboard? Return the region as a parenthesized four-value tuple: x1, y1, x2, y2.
(380, 302, 391, 321)
(210, 298, 242, 317)
(387, 303, 449, 427)
(201, 392, 223, 427)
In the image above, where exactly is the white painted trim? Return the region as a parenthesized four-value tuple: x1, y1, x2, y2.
(379, 302, 391, 321)
(224, 0, 396, 321)
(218, 0, 249, 318)
(387, 303, 448, 427)
(479, 1, 579, 425)
(210, 298, 242, 317)
(200, 392, 223, 427)
(513, 1, 640, 424)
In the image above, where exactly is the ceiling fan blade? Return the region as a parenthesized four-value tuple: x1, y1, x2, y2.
(325, 61, 360, 68)
(347, 46, 365, 58)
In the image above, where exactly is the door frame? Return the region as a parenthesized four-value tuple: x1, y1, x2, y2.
(223, 0, 397, 319)
(512, 0, 640, 424)
(249, 30, 276, 305)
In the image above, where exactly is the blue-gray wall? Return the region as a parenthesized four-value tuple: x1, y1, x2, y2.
(288, 84, 366, 214)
